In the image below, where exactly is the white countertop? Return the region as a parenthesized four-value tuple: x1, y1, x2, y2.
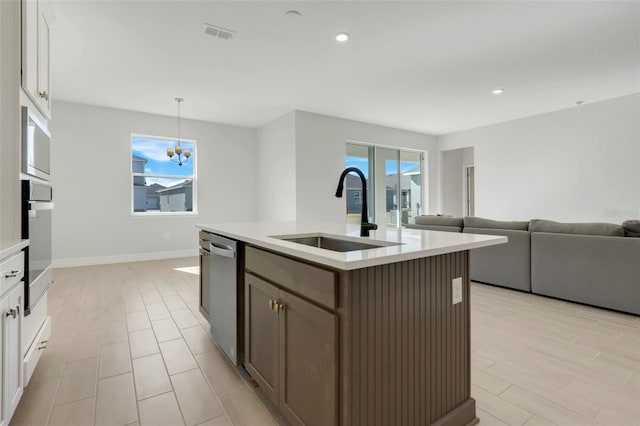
(0, 240, 29, 261)
(196, 221, 506, 270)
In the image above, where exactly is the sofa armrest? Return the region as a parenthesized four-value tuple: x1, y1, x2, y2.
(404, 224, 462, 233)
(463, 227, 530, 292)
(531, 233, 640, 315)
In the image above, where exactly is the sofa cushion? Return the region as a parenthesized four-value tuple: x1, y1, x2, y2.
(529, 219, 624, 237)
(464, 216, 529, 231)
(622, 220, 640, 237)
(414, 215, 463, 227)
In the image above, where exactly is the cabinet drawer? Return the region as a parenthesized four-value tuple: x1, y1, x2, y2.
(24, 316, 51, 386)
(1, 252, 24, 297)
(245, 246, 337, 309)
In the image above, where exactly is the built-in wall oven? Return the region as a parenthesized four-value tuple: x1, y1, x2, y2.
(21, 179, 54, 315)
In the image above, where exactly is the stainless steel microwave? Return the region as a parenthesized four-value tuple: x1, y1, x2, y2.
(22, 106, 51, 181)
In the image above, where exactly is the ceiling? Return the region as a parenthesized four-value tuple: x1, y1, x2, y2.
(50, 1, 640, 135)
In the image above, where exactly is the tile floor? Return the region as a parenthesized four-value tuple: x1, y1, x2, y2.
(9, 257, 640, 426)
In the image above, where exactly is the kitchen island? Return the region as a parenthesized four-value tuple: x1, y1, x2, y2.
(197, 221, 506, 426)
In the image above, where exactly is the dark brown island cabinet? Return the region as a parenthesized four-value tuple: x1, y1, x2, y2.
(243, 245, 476, 426)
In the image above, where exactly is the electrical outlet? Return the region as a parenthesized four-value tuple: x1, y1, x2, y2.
(452, 277, 462, 305)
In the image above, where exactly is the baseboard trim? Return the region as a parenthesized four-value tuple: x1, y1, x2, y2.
(53, 249, 198, 268)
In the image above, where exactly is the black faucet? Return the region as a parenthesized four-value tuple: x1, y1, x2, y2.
(335, 167, 378, 237)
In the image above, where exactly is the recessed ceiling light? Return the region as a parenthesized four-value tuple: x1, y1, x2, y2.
(285, 10, 301, 17)
(336, 32, 350, 42)
(492, 88, 504, 95)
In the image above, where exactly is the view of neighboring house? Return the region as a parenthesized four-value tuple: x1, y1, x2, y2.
(157, 179, 193, 212)
(132, 154, 150, 212)
(345, 169, 422, 225)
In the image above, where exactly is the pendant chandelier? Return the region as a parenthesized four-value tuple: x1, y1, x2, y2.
(167, 97, 191, 166)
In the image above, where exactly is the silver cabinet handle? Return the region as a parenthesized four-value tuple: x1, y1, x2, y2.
(39, 90, 48, 100)
(4, 269, 21, 278)
(199, 249, 210, 256)
(5, 309, 17, 319)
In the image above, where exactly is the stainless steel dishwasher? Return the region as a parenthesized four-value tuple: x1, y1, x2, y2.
(209, 234, 243, 365)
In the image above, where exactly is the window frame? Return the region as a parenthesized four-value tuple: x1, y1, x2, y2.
(130, 133, 198, 216)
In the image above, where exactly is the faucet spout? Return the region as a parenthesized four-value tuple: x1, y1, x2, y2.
(335, 167, 378, 237)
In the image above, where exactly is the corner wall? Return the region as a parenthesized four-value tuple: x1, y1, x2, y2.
(437, 93, 640, 223)
(50, 101, 258, 266)
(294, 111, 439, 224)
(256, 112, 296, 221)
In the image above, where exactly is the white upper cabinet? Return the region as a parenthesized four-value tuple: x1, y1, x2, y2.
(22, 0, 51, 119)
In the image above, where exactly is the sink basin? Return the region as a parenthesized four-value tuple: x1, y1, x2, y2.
(272, 233, 401, 253)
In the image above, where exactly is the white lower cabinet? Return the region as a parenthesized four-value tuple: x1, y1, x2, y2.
(1, 284, 23, 425)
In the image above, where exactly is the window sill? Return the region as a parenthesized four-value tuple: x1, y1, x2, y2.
(130, 211, 199, 218)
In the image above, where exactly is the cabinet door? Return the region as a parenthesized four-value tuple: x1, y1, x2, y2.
(36, 3, 50, 115)
(2, 285, 23, 424)
(21, 0, 39, 101)
(278, 290, 338, 426)
(244, 274, 279, 402)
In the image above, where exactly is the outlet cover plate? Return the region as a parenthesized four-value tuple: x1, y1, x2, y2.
(452, 277, 462, 305)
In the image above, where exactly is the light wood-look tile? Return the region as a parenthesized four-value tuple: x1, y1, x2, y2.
(159, 339, 198, 375)
(195, 349, 244, 395)
(218, 386, 277, 426)
(126, 310, 152, 332)
(9, 377, 60, 426)
(163, 295, 187, 311)
(152, 318, 182, 343)
(146, 302, 171, 321)
(94, 373, 138, 426)
(128, 329, 160, 359)
(181, 326, 217, 356)
(196, 415, 232, 426)
(54, 357, 98, 406)
(171, 368, 224, 426)
(99, 341, 132, 379)
(66, 330, 100, 362)
(132, 353, 172, 400)
(138, 392, 185, 426)
(13, 259, 640, 426)
(48, 397, 96, 426)
(100, 320, 128, 345)
(171, 309, 200, 329)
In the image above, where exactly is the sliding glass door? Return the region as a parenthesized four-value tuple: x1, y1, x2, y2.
(345, 143, 424, 227)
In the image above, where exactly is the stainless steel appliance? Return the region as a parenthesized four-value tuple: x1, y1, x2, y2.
(198, 231, 211, 321)
(21, 180, 54, 315)
(209, 234, 243, 365)
(21, 107, 51, 181)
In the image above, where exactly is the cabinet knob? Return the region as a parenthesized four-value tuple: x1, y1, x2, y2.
(5, 308, 17, 319)
(39, 90, 48, 100)
(268, 299, 275, 311)
(3, 269, 21, 278)
(275, 302, 285, 313)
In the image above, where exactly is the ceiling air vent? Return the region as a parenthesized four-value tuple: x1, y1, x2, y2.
(203, 23, 235, 41)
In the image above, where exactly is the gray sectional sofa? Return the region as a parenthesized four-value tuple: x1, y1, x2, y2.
(406, 216, 640, 315)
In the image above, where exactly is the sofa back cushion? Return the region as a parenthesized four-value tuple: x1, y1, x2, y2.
(414, 215, 463, 227)
(623, 220, 640, 237)
(464, 216, 529, 231)
(529, 219, 624, 237)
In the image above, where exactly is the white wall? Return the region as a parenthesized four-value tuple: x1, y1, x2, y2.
(50, 101, 257, 266)
(440, 147, 474, 216)
(294, 111, 439, 224)
(437, 93, 640, 223)
(256, 112, 296, 221)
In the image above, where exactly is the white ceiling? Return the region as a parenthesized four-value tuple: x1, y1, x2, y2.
(50, 1, 640, 135)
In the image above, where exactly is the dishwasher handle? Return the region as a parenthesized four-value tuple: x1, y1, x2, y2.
(210, 242, 236, 259)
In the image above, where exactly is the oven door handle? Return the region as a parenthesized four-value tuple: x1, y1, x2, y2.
(28, 201, 54, 210)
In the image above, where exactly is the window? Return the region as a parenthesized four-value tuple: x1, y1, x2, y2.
(346, 143, 424, 227)
(131, 134, 196, 214)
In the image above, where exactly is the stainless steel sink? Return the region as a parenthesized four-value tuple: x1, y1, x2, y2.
(272, 233, 401, 253)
